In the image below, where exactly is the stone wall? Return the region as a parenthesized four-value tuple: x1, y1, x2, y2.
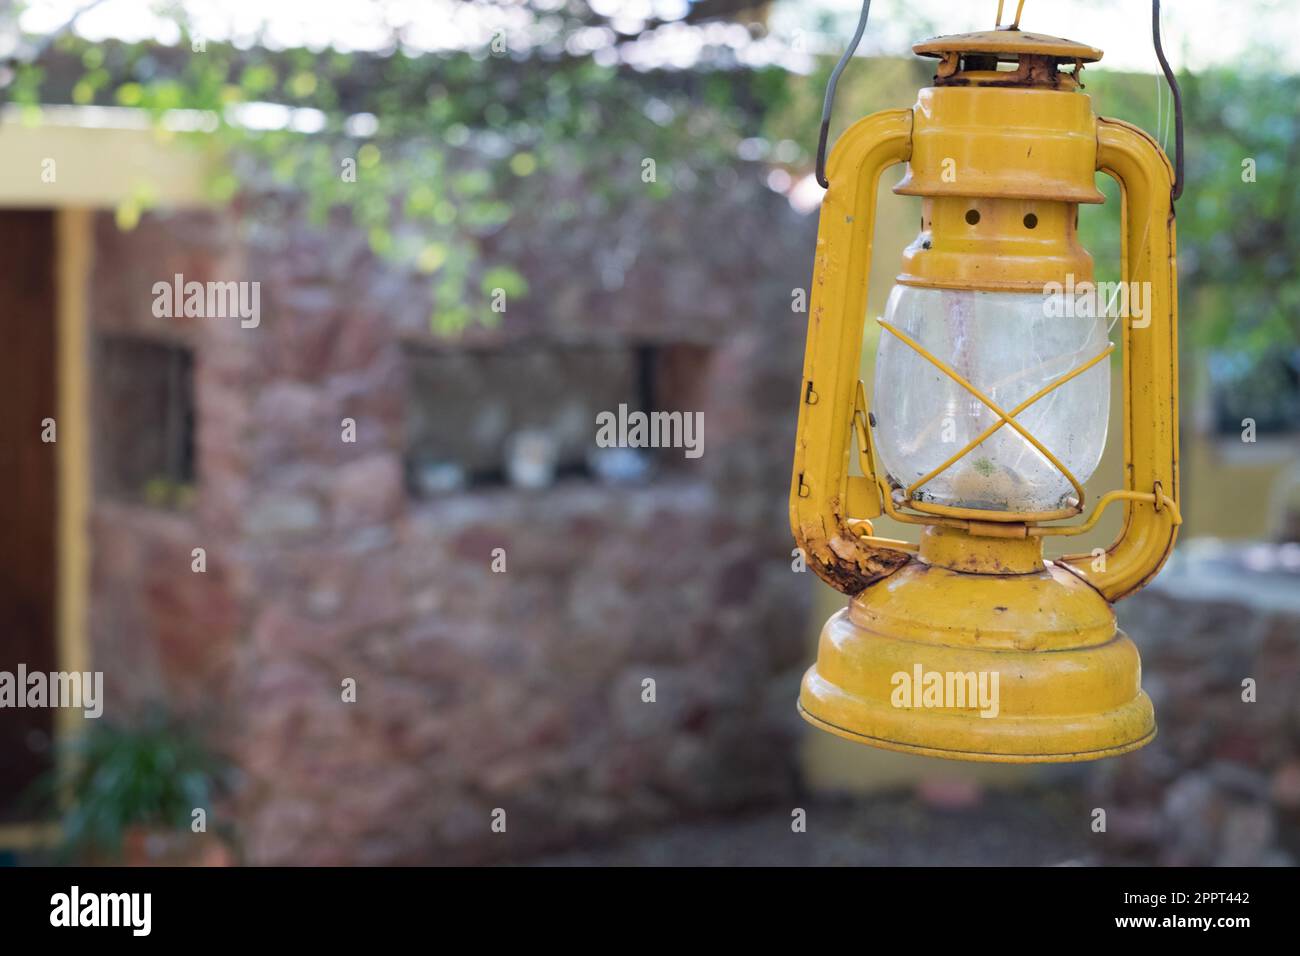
(1090, 550, 1300, 866)
(83, 198, 1300, 866)
(85, 169, 817, 863)
(89, 210, 251, 725)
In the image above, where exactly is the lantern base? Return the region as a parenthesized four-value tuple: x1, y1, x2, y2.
(798, 559, 1156, 763)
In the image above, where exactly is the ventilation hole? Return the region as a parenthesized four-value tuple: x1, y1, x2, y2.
(965, 209, 981, 225)
(1023, 213, 1038, 229)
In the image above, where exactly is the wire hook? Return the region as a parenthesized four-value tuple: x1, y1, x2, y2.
(814, 0, 872, 189)
(1151, 0, 1185, 201)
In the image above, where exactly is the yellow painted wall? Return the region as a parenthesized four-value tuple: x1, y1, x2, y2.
(0, 105, 215, 209)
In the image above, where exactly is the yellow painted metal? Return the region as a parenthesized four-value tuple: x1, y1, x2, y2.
(798, 537, 1155, 762)
(894, 88, 1104, 204)
(1057, 118, 1181, 600)
(913, 30, 1102, 64)
(918, 525, 1042, 574)
(897, 196, 1094, 292)
(994, 1, 1028, 32)
(790, 28, 1179, 762)
(789, 108, 916, 594)
(846, 381, 882, 519)
(1035, 488, 1181, 539)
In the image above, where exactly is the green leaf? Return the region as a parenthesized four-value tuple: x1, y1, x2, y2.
(480, 266, 528, 299)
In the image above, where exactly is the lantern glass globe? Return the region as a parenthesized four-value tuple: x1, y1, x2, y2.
(871, 284, 1111, 514)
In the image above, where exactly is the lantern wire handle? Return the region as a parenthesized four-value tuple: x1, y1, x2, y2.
(995, 1, 1027, 29)
(814, 0, 872, 189)
(1151, 0, 1184, 201)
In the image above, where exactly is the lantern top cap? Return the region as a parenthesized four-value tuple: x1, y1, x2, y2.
(913, 29, 1103, 64)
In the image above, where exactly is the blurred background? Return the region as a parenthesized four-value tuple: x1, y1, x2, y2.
(0, 0, 1297, 866)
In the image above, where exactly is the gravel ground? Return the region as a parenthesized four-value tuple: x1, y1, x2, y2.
(525, 790, 1097, 866)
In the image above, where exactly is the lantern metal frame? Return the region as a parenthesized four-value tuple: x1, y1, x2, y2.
(791, 94, 1182, 602)
(790, 25, 1184, 761)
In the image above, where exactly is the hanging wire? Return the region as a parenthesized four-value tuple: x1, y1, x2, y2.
(1154, 70, 1167, 155)
(1151, 0, 1185, 201)
(814, 0, 871, 188)
(1168, 80, 1177, 157)
(995, 0, 1027, 29)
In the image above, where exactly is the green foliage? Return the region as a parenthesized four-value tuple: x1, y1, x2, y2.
(32, 710, 226, 861)
(1084, 67, 1300, 357)
(19, 18, 1296, 354)
(17, 27, 789, 336)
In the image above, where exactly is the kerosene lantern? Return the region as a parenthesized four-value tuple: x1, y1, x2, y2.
(791, 7, 1183, 761)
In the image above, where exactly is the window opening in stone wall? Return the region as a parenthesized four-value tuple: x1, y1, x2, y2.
(95, 335, 196, 509)
(404, 342, 710, 495)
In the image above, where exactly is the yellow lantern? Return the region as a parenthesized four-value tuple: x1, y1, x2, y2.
(791, 6, 1183, 762)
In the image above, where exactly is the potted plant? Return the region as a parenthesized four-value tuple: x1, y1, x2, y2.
(33, 708, 234, 865)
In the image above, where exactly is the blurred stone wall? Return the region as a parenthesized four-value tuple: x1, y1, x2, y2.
(1091, 550, 1300, 866)
(85, 167, 817, 863)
